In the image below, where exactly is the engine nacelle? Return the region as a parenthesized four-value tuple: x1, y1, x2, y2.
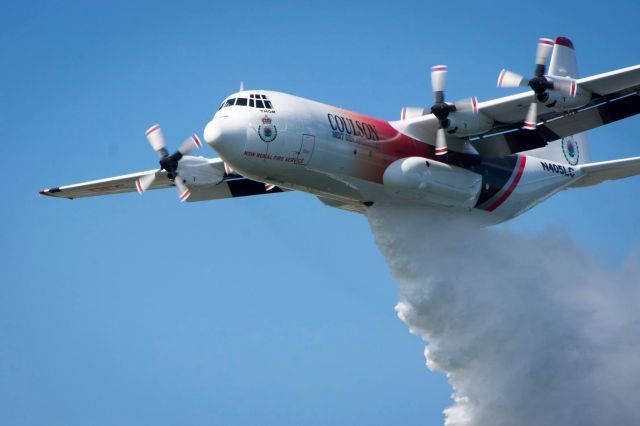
(383, 157, 482, 208)
(542, 83, 592, 112)
(543, 89, 591, 112)
(444, 110, 493, 137)
(176, 156, 224, 186)
(400, 106, 427, 120)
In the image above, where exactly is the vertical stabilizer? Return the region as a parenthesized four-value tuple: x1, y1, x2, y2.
(526, 36, 591, 165)
(549, 36, 579, 78)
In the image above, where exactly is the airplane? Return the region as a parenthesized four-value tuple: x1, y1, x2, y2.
(40, 36, 640, 226)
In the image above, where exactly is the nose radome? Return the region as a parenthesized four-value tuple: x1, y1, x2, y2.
(203, 115, 247, 160)
(204, 119, 223, 147)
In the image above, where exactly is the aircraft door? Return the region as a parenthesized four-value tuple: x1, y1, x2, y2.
(298, 134, 315, 165)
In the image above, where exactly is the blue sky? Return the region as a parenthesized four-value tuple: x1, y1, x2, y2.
(1, 1, 639, 425)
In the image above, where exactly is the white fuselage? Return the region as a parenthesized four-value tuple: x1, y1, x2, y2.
(204, 90, 580, 225)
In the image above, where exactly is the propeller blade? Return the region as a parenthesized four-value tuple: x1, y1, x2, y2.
(549, 76, 577, 97)
(454, 96, 479, 114)
(431, 65, 447, 102)
(523, 101, 538, 130)
(145, 124, 168, 157)
(178, 134, 203, 156)
(224, 162, 236, 175)
(435, 128, 448, 156)
(135, 172, 157, 194)
(174, 176, 191, 202)
(497, 69, 528, 88)
(534, 38, 554, 76)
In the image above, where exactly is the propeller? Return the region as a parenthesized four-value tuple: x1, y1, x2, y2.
(135, 124, 202, 202)
(223, 162, 237, 176)
(497, 38, 577, 130)
(429, 65, 479, 156)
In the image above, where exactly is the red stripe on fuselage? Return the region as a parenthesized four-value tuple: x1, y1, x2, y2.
(485, 156, 527, 212)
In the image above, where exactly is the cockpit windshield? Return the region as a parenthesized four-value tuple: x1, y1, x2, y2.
(218, 93, 274, 110)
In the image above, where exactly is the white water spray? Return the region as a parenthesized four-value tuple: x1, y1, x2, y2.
(367, 203, 640, 426)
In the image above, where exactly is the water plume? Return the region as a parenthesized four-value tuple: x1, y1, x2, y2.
(367, 203, 640, 426)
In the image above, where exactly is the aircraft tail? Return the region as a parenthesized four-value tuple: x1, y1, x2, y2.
(526, 36, 592, 166)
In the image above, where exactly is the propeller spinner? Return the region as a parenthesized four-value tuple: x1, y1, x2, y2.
(497, 38, 577, 130)
(135, 124, 202, 202)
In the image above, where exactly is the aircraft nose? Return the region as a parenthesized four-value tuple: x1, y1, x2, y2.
(204, 116, 246, 160)
(204, 119, 223, 147)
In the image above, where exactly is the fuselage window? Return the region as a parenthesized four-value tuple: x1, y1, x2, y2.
(236, 98, 248, 106)
(249, 94, 255, 98)
(249, 99, 254, 107)
(256, 99, 265, 108)
(264, 100, 273, 109)
(224, 98, 237, 107)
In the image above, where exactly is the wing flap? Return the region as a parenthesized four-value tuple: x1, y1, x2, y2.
(571, 156, 640, 188)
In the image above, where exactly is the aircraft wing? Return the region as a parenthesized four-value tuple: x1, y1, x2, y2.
(477, 65, 640, 124)
(398, 65, 640, 157)
(570, 156, 640, 188)
(472, 64, 640, 157)
(39, 157, 285, 202)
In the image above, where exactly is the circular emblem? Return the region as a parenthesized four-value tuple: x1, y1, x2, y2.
(562, 136, 580, 165)
(258, 115, 277, 143)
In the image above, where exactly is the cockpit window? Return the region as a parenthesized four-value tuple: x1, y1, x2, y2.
(218, 94, 274, 111)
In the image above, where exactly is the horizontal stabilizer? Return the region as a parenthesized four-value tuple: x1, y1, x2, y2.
(571, 156, 640, 188)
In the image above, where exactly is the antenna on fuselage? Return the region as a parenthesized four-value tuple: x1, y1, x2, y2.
(239, 81, 244, 91)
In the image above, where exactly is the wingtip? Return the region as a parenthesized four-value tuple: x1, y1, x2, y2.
(38, 187, 62, 197)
